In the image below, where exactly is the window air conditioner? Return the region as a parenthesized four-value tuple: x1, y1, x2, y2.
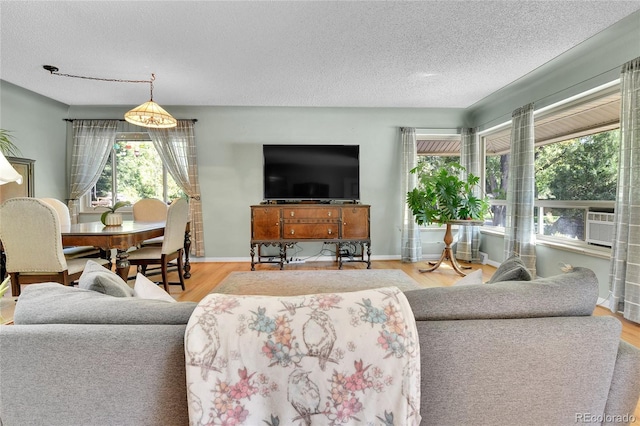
(586, 212, 615, 247)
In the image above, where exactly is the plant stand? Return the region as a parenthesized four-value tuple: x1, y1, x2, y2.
(419, 220, 482, 276)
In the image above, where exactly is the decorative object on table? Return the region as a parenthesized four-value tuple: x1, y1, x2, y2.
(42, 65, 177, 128)
(406, 162, 489, 276)
(407, 162, 489, 225)
(98, 201, 131, 226)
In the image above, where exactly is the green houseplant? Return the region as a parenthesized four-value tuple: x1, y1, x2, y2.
(0, 129, 21, 157)
(406, 162, 489, 226)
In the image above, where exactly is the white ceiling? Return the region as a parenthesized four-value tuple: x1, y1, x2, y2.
(1, 1, 639, 109)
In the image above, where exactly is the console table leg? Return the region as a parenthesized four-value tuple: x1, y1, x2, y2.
(366, 242, 371, 269)
(279, 244, 285, 270)
(250, 244, 256, 271)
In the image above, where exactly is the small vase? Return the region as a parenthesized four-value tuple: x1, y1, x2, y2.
(104, 212, 123, 226)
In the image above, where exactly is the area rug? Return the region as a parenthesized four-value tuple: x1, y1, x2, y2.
(211, 269, 423, 296)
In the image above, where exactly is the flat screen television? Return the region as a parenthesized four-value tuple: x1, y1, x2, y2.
(263, 144, 360, 201)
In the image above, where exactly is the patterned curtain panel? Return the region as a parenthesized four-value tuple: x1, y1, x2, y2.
(504, 103, 536, 277)
(148, 120, 205, 257)
(400, 127, 422, 262)
(456, 128, 481, 263)
(68, 120, 118, 224)
(609, 56, 640, 324)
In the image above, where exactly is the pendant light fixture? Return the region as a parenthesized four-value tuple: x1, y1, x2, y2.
(43, 65, 177, 129)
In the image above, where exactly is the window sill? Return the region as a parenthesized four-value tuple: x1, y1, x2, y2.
(480, 228, 611, 260)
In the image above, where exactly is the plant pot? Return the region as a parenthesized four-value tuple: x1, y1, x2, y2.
(103, 212, 123, 226)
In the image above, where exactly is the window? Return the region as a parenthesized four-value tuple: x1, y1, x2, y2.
(486, 129, 619, 239)
(482, 83, 620, 245)
(87, 137, 183, 209)
(416, 155, 461, 173)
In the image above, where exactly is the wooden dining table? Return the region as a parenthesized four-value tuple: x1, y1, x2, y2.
(61, 220, 192, 281)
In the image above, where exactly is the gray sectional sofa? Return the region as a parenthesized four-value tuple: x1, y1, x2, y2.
(1, 267, 639, 426)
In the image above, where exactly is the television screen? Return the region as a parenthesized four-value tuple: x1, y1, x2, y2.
(263, 144, 360, 201)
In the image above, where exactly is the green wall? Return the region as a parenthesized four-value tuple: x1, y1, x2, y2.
(64, 104, 465, 259)
(0, 81, 68, 200)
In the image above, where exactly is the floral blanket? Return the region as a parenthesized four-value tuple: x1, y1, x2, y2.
(185, 286, 421, 426)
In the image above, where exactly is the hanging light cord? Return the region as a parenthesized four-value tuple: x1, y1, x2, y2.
(43, 65, 155, 99)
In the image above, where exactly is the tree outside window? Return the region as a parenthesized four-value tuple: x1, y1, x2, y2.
(485, 129, 619, 240)
(91, 141, 183, 207)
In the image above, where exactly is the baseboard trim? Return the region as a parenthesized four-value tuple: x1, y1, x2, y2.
(192, 254, 419, 263)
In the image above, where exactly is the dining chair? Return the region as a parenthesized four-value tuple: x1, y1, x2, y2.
(40, 197, 103, 260)
(0, 197, 110, 297)
(127, 198, 188, 292)
(133, 198, 168, 247)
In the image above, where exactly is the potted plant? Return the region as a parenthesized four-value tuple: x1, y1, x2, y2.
(99, 201, 131, 226)
(406, 162, 489, 226)
(0, 129, 21, 157)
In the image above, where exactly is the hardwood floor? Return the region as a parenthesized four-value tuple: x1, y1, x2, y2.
(162, 259, 640, 419)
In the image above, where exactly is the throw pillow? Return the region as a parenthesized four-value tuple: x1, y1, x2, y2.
(78, 260, 134, 297)
(452, 268, 484, 286)
(134, 273, 176, 303)
(486, 255, 533, 284)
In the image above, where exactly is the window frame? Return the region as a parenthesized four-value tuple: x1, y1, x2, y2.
(479, 82, 621, 250)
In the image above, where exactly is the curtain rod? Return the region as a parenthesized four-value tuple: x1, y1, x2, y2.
(63, 118, 198, 123)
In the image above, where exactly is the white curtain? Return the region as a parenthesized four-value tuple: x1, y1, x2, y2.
(504, 103, 536, 277)
(456, 128, 481, 263)
(68, 120, 118, 223)
(609, 57, 640, 324)
(148, 120, 205, 257)
(400, 127, 422, 262)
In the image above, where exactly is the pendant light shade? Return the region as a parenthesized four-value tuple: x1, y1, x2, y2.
(125, 100, 177, 129)
(43, 66, 177, 129)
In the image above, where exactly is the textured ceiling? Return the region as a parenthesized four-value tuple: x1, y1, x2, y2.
(1, 1, 639, 108)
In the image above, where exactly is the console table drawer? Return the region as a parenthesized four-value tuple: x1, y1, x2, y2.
(283, 207, 340, 219)
(283, 223, 339, 239)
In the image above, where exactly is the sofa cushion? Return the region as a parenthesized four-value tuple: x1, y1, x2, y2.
(134, 273, 176, 302)
(405, 267, 598, 320)
(14, 283, 196, 325)
(78, 260, 135, 297)
(486, 254, 533, 283)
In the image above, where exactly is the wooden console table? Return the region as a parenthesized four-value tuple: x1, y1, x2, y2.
(250, 204, 371, 270)
(419, 219, 483, 276)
